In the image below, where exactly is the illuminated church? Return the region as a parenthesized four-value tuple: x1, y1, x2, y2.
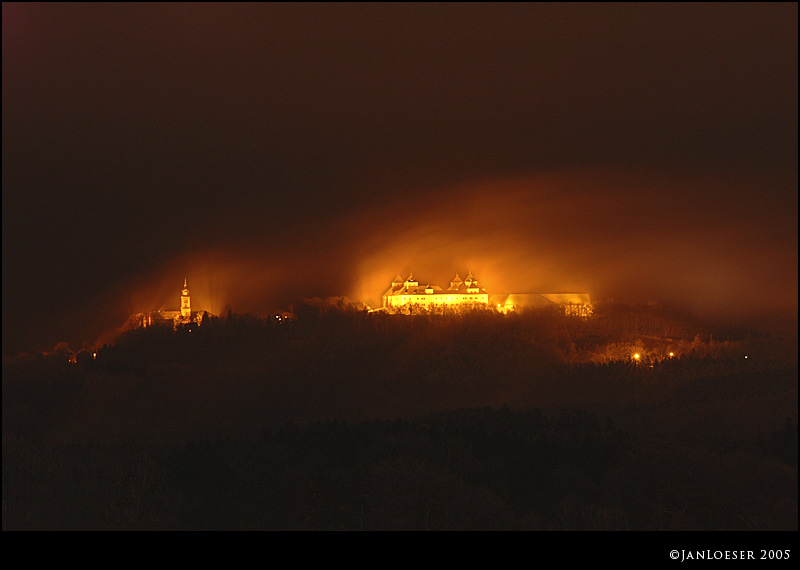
(382, 272, 592, 316)
(136, 278, 213, 329)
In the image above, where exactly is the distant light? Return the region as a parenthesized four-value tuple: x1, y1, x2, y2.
(744, 355, 748, 359)
(669, 352, 674, 358)
(633, 353, 640, 360)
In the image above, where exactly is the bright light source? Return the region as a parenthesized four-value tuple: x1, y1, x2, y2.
(633, 353, 640, 360)
(669, 352, 674, 357)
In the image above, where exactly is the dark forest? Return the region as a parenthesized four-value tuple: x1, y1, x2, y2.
(3, 303, 796, 531)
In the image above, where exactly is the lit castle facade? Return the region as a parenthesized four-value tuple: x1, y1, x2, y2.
(383, 272, 489, 310)
(382, 272, 592, 316)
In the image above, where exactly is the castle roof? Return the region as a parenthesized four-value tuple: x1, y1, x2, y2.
(384, 273, 486, 297)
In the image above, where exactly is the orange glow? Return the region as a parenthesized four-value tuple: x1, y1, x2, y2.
(95, 170, 794, 335)
(344, 171, 796, 327)
(348, 175, 604, 308)
(633, 353, 640, 360)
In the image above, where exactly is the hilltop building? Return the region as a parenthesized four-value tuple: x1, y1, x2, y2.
(180, 278, 191, 317)
(382, 272, 489, 310)
(490, 292, 593, 317)
(134, 278, 213, 329)
(382, 273, 592, 316)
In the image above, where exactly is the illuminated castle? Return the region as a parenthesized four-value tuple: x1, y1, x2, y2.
(383, 272, 489, 310)
(382, 272, 592, 316)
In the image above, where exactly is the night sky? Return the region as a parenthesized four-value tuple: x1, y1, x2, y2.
(2, 3, 797, 354)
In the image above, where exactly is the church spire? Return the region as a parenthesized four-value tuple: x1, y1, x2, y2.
(180, 278, 191, 317)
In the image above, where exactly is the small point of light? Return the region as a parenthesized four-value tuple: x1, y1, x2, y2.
(669, 352, 674, 358)
(744, 355, 748, 359)
(633, 353, 640, 360)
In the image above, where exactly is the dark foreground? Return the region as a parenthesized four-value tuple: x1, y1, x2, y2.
(3, 307, 797, 530)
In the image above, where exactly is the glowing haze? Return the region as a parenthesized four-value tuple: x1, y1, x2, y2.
(2, 3, 797, 353)
(110, 168, 796, 331)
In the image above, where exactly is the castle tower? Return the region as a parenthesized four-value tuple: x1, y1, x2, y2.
(449, 273, 463, 291)
(465, 272, 479, 293)
(180, 278, 191, 318)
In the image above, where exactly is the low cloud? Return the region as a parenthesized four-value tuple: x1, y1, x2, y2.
(116, 168, 796, 331)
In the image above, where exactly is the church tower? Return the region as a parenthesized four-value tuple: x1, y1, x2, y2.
(180, 278, 191, 318)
